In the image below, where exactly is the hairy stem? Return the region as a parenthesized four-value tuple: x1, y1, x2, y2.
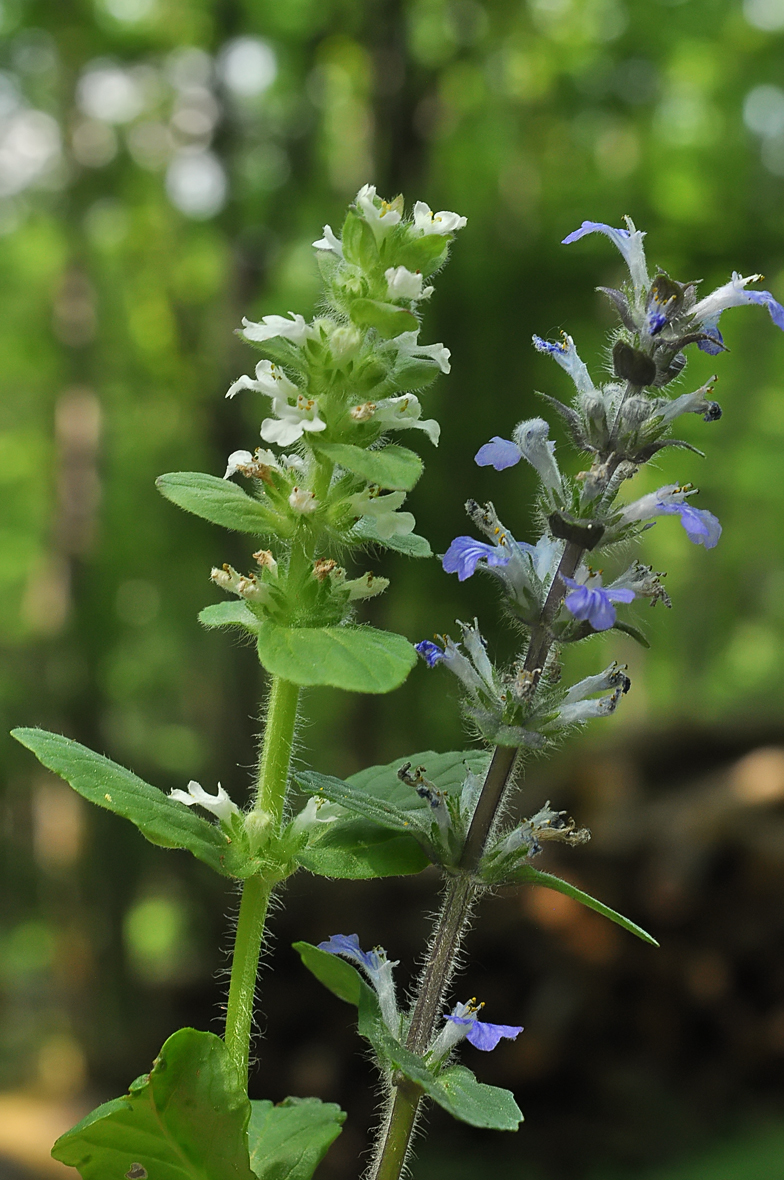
(224, 674, 300, 1082)
(371, 1081, 424, 1180)
(369, 876, 477, 1180)
(405, 874, 478, 1054)
(370, 540, 588, 1180)
(461, 540, 583, 869)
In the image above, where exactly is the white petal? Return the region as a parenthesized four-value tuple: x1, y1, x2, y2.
(224, 449, 255, 479)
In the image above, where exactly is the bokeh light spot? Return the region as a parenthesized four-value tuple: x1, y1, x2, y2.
(217, 37, 277, 97)
(165, 151, 227, 219)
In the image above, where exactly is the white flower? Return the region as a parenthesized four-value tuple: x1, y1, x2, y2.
(289, 796, 339, 838)
(312, 224, 343, 258)
(288, 486, 319, 514)
(223, 447, 281, 479)
(260, 394, 327, 446)
(169, 780, 241, 826)
(389, 330, 451, 374)
(227, 359, 299, 400)
(412, 200, 467, 236)
(385, 265, 432, 301)
(348, 488, 415, 538)
(211, 564, 270, 604)
(224, 449, 255, 478)
(240, 313, 314, 346)
(355, 183, 402, 242)
(372, 394, 441, 445)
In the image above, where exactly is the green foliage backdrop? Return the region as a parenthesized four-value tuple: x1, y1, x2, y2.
(2, 0, 784, 1175)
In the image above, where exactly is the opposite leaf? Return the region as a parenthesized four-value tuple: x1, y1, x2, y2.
(157, 472, 281, 535)
(312, 440, 424, 491)
(425, 1065, 523, 1132)
(296, 817, 430, 879)
(256, 621, 417, 693)
(294, 749, 489, 879)
(509, 864, 659, 946)
(52, 1028, 255, 1180)
(367, 1017, 523, 1132)
(248, 1098, 345, 1180)
(293, 940, 376, 1009)
(12, 729, 244, 879)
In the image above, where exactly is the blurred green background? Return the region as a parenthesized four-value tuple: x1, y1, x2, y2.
(3, 0, 784, 1176)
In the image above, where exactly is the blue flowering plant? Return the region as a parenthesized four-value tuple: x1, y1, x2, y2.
(9, 204, 783, 1180)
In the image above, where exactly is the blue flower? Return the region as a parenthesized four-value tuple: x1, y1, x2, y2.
(317, 933, 384, 976)
(562, 218, 650, 298)
(474, 436, 521, 470)
(444, 1014, 524, 1051)
(438, 999, 523, 1053)
(442, 536, 511, 581)
(562, 576, 636, 632)
(415, 639, 446, 667)
(654, 502, 722, 548)
(318, 934, 401, 1035)
(691, 272, 784, 353)
(532, 333, 596, 397)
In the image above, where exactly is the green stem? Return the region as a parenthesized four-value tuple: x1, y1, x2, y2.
(254, 675, 301, 821)
(369, 876, 477, 1180)
(372, 1082, 423, 1180)
(224, 875, 273, 1083)
(224, 674, 300, 1082)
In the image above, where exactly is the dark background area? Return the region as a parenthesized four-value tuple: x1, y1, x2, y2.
(2, 0, 784, 1176)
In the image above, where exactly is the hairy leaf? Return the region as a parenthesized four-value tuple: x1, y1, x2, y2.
(248, 1098, 345, 1180)
(199, 600, 260, 632)
(312, 440, 423, 490)
(12, 729, 245, 879)
(256, 621, 416, 693)
(157, 472, 280, 535)
(350, 298, 419, 339)
(293, 941, 374, 1008)
(52, 1028, 255, 1179)
(296, 818, 429, 879)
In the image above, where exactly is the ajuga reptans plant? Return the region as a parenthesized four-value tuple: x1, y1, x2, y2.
(12, 203, 784, 1179)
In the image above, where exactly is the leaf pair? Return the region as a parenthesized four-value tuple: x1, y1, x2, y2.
(52, 1027, 344, 1180)
(294, 943, 523, 1133)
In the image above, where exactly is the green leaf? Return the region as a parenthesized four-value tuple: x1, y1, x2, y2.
(348, 748, 490, 802)
(296, 818, 429, 879)
(294, 750, 489, 879)
(340, 210, 377, 269)
(352, 516, 432, 557)
(157, 472, 280, 535)
(199, 600, 260, 633)
(293, 941, 375, 1008)
(611, 620, 651, 648)
(350, 298, 419, 339)
(425, 1066, 523, 1131)
(364, 1020, 523, 1132)
(391, 234, 450, 277)
(256, 621, 416, 693)
(52, 1028, 256, 1179)
(248, 1098, 345, 1180)
(509, 865, 659, 946)
(295, 771, 423, 836)
(12, 729, 243, 879)
(312, 441, 423, 491)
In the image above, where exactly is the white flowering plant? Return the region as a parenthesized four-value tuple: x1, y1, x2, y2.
(11, 201, 783, 1180)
